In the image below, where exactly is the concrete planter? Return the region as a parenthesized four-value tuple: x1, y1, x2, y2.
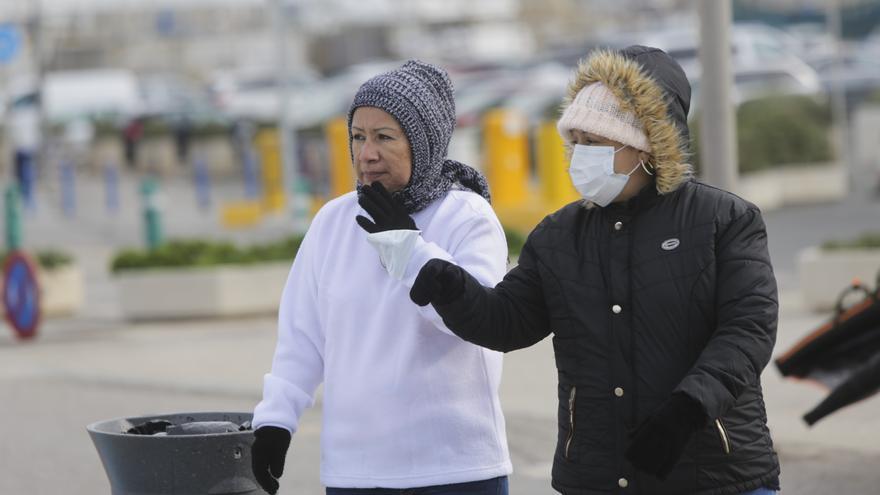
(115, 262, 290, 321)
(736, 163, 846, 212)
(797, 246, 880, 312)
(37, 264, 85, 317)
(854, 104, 880, 186)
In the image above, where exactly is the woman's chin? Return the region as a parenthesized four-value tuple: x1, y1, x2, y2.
(362, 174, 385, 185)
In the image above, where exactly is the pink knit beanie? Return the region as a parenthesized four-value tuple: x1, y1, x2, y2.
(556, 82, 651, 152)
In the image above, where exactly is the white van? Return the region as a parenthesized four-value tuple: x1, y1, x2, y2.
(43, 69, 142, 122)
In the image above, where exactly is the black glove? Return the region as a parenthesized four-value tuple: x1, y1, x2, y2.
(355, 182, 416, 233)
(251, 426, 291, 495)
(624, 392, 706, 480)
(410, 258, 467, 306)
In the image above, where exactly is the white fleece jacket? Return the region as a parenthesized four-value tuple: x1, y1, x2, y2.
(253, 190, 511, 489)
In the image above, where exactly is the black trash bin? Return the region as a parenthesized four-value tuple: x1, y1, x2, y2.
(87, 411, 259, 495)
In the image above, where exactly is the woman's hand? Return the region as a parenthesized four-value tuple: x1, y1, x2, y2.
(624, 393, 706, 479)
(410, 259, 466, 306)
(251, 426, 291, 494)
(355, 182, 417, 233)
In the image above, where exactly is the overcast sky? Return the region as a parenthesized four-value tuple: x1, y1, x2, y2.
(0, 0, 264, 18)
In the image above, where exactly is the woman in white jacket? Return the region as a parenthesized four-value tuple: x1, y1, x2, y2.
(251, 60, 512, 495)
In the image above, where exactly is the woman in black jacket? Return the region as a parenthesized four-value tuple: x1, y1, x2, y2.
(408, 46, 781, 495)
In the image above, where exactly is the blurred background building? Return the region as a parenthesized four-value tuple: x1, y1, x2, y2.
(2, 3, 880, 493)
(0, 0, 879, 249)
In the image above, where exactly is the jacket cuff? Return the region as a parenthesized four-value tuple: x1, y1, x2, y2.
(670, 392, 709, 430)
(673, 377, 722, 425)
(365, 229, 422, 280)
(402, 236, 455, 288)
(252, 374, 314, 433)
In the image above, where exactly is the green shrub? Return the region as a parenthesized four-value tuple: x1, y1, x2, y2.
(822, 232, 880, 251)
(0, 250, 73, 270)
(35, 250, 74, 270)
(690, 95, 833, 174)
(92, 117, 121, 139)
(92, 116, 231, 141)
(505, 226, 527, 258)
(111, 235, 305, 273)
(113, 228, 527, 272)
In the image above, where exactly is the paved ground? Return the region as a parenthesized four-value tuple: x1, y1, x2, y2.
(2, 289, 880, 494)
(1, 174, 880, 493)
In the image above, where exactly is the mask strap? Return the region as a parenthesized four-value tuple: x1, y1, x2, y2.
(618, 146, 654, 177)
(625, 159, 653, 177)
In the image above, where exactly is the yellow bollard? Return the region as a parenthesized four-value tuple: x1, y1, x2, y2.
(221, 200, 264, 228)
(483, 109, 529, 208)
(537, 121, 579, 209)
(255, 128, 285, 212)
(326, 117, 356, 198)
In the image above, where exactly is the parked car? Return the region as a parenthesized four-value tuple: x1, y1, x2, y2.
(208, 66, 320, 123)
(632, 24, 822, 113)
(637, 23, 807, 79)
(138, 73, 227, 126)
(43, 69, 143, 122)
(495, 61, 569, 124)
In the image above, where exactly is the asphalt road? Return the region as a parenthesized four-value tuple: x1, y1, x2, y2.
(2, 174, 880, 493)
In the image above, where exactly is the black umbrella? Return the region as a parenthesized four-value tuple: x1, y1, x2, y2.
(775, 272, 880, 425)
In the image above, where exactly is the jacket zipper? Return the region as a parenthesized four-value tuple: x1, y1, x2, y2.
(715, 419, 731, 455)
(565, 386, 577, 459)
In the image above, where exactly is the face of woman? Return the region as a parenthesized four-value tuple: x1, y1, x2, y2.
(569, 129, 653, 203)
(351, 107, 413, 192)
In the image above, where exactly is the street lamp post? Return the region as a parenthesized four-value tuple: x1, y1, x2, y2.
(271, 0, 309, 233)
(697, 0, 737, 192)
(826, 0, 852, 192)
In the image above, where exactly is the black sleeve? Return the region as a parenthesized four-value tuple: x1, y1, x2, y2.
(675, 207, 779, 419)
(433, 236, 552, 352)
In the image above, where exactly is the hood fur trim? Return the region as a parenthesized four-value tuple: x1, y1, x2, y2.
(562, 49, 692, 195)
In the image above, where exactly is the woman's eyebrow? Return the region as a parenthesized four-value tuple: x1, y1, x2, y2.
(351, 126, 398, 133)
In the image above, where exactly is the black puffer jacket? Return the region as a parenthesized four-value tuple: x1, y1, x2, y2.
(434, 180, 780, 494)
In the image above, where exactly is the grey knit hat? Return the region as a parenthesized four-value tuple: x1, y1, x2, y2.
(347, 60, 491, 214)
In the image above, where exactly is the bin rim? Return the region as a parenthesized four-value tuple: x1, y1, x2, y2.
(86, 411, 254, 438)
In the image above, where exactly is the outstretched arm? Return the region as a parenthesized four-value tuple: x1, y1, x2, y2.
(411, 239, 552, 352)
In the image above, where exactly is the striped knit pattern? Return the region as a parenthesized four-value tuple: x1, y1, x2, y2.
(557, 82, 651, 152)
(348, 60, 491, 214)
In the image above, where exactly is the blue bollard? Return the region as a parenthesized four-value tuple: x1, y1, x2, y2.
(194, 155, 212, 210)
(60, 160, 76, 218)
(243, 148, 260, 200)
(104, 163, 119, 215)
(21, 153, 37, 212)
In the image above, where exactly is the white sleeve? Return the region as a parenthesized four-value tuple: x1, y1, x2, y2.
(401, 211, 508, 337)
(252, 221, 325, 434)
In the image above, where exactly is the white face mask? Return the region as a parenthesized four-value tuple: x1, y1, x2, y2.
(567, 144, 652, 207)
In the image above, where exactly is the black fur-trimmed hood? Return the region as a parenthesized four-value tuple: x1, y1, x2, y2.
(563, 45, 693, 195)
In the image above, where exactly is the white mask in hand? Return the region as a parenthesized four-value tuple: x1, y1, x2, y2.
(568, 144, 652, 207)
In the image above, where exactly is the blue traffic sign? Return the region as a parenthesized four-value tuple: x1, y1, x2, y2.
(3, 251, 40, 339)
(0, 24, 21, 64)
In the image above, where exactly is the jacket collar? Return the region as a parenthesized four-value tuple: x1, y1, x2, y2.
(604, 180, 662, 215)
